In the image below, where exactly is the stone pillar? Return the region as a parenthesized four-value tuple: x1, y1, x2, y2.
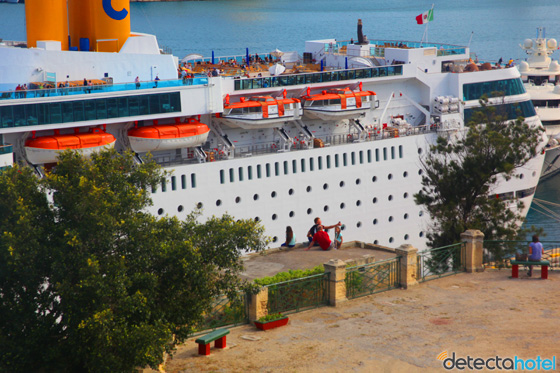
(395, 244, 418, 289)
(460, 229, 485, 273)
(248, 287, 269, 323)
(323, 259, 348, 306)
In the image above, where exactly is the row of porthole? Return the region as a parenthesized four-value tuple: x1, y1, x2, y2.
(269, 232, 424, 244)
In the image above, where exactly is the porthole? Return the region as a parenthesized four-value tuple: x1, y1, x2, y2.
(532, 171, 537, 177)
(389, 237, 394, 243)
(418, 169, 423, 175)
(289, 188, 295, 195)
(255, 217, 260, 222)
(357, 221, 362, 228)
(519, 174, 524, 179)
(235, 197, 241, 203)
(307, 208, 313, 215)
(341, 224, 346, 231)
(178, 205, 184, 212)
(418, 148, 423, 154)
(404, 234, 409, 240)
(340, 181, 345, 187)
(388, 173, 393, 180)
(289, 211, 295, 218)
(272, 214, 277, 220)
(419, 231, 424, 237)
(197, 202, 203, 209)
(306, 186, 312, 192)
(373, 219, 378, 225)
(157, 208, 164, 216)
(340, 203, 346, 209)
(323, 183, 329, 190)
(355, 178, 361, 185)
(356, 200, 361, 206)
(216, 199, 222, 206)
(403, 171, 408, 178)
(388, 216, 393, 222)
(374, 240, 379, 245)
(323, 205, 329, 212)
(273, 236, 278, 243)
(419, 211, 423, 217)
(372, 176, 377, 182)
(388, 195, 393, 201)
(372, 197, 377, 204)
(271, 191, 277, 198)
(404, 213, 409, 219)
(254, 194, 259, 201)
(403, 192, 409, 199)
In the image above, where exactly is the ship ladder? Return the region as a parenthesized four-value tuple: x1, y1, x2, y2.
(294, 119, 314, 148)
(350, 119, 366, 142)
(194, 146, 207, 163)
(274, 127, 293, 152)
(207, 121, 234, 159)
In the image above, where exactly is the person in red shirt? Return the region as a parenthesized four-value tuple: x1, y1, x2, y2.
(305, 224, 338, 251)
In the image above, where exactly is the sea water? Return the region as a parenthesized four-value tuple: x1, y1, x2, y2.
(1, 0, 559, 239)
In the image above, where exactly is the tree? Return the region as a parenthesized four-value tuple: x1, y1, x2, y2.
(414, 99, 544, 249)
(0, 149, 266, 372)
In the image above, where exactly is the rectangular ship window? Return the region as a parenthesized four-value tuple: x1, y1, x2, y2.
(399, 145, 403, 158)
(327, 155, 331, 168)
(375, 149, 379, 162)
(191, 174, 197, 188)
(220, 170, 225, 184)
(318, 156, 323, 170)
(181, 175, 187, 189)
(275, 162, 279, 176)
(257, 164, 262, 178)
(171, 176, 177, 191)
(284, 161, 289, 175)
(351, 152, 356, 165)
(266, 163, 271, 177)
(383, 148, 387, 161)
(343, 153, 347, 167)
(309, 157, 314, 171)
(292, 160, 297, 173)
(248, 166, 253, 180)
(301, 158, 306, 172)
(229, 168, 235, 182)
(335, 154, 339, 167)
(359, 151, 363, 164)
(161, 179, 167, 192)
(391, 146, 395, 159)
(367, 150, 372, 163)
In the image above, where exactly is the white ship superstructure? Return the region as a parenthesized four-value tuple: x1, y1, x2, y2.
(518, 27, 560, 179)
(0, 6, 547, 250)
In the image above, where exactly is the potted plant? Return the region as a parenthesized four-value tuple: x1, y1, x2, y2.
(254, 313, 289, 331)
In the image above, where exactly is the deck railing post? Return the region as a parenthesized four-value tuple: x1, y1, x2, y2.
(323, 259, 347, 306)
(460, 229, 485, 273)
(248, 287, 269, 324)
(395, 244, 418, 289)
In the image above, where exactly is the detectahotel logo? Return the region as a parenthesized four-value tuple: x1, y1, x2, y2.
(437, 351, 557, 371)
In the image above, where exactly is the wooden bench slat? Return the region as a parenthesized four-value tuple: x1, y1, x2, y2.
(195, 328, 230, 345)
(511, 260, 550, 266)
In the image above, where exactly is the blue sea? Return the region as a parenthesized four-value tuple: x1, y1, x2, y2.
(1, 0, 560, 239)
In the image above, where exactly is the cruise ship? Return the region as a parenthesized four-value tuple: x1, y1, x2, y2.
(518, 27, 560, 180)
(0, 1, 547, 250)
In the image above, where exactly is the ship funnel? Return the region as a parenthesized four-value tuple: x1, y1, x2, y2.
(25, 0, 69, 50)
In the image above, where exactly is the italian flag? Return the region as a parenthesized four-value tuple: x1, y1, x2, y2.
(416, 9, 434, 24)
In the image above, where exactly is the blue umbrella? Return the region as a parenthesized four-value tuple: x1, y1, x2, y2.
(212, 51, 215, 64)
(320, 60, 324, 71)
(345, 57, 348, 69)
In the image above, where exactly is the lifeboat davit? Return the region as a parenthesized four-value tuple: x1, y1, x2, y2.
(218, 93, 303, 129)
(301, 85, 378, 120)
(128, 118, 210, 153)
(25, 128, 116, 164)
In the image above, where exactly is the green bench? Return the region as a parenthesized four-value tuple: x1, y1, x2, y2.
(511, 260, 550, 279)
(195, 328, 230, 356)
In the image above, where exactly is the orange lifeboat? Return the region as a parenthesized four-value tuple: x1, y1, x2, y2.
(301, 85, 378, 120)
(219, 93, 303, 129)
(128, 118, 210, 153)
(25, 128, 116, 164)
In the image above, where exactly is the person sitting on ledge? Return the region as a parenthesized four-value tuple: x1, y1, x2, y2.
(281, 226, 296, 248)
(306, 225, 338, 251)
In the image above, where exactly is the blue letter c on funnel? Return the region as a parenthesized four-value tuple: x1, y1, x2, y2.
(103, 0, 129, 21)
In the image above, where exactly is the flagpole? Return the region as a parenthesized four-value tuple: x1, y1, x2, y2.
(427, 3, 434, 43)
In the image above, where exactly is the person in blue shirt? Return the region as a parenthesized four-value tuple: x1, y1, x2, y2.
(281, 226, 296, 248)
(334, 225, 343, 249)
(528, 235, 543, 277)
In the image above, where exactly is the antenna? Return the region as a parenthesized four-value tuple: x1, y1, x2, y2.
(467, 31, 474, 48)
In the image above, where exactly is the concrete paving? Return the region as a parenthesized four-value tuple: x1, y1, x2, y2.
(240, 241, 397, 281)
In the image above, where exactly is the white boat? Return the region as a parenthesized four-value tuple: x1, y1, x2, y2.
(0, 3, 547, 250)
(518, 27, 560, 180)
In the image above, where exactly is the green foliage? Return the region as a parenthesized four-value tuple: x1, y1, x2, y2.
(414, 99, 544, 249)
(0, 149, 267, 372)
(253, 266, 324, 286)
(257, 313, 285, 323)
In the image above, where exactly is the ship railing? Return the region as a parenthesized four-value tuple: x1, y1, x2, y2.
(233, 65, 403, 91)
(0, 77, 209, 101)
(0, 40, 26, 47)
(325, 40, 466, 57)
(0, 144, 13, 154)
(185, 52, 283, 67)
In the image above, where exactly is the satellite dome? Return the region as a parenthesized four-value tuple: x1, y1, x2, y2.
(550, 60, 560, 72)
(548, 39, 558, 49)
(518, 61, 529, 72)
(523, 39, 533, 49)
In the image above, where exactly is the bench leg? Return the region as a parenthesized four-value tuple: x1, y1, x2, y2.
(198, 343, 211, 356)
(512, 264, 519, 278)
(215, 336, 227, 349)
(542, 266, 548, 280)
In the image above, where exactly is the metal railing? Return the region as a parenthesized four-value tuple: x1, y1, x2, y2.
(0, 144, 13, 155)
(417, 243, 466, 282)
(192, 292, 249, 335)
(0, 77, 209, 102)
(483, 240, 560, 269)
(265, 273, 329, 315)
(345, 257, 400, 299)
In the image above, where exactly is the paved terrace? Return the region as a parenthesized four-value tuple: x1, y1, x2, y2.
(163, 246, 560, 372)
